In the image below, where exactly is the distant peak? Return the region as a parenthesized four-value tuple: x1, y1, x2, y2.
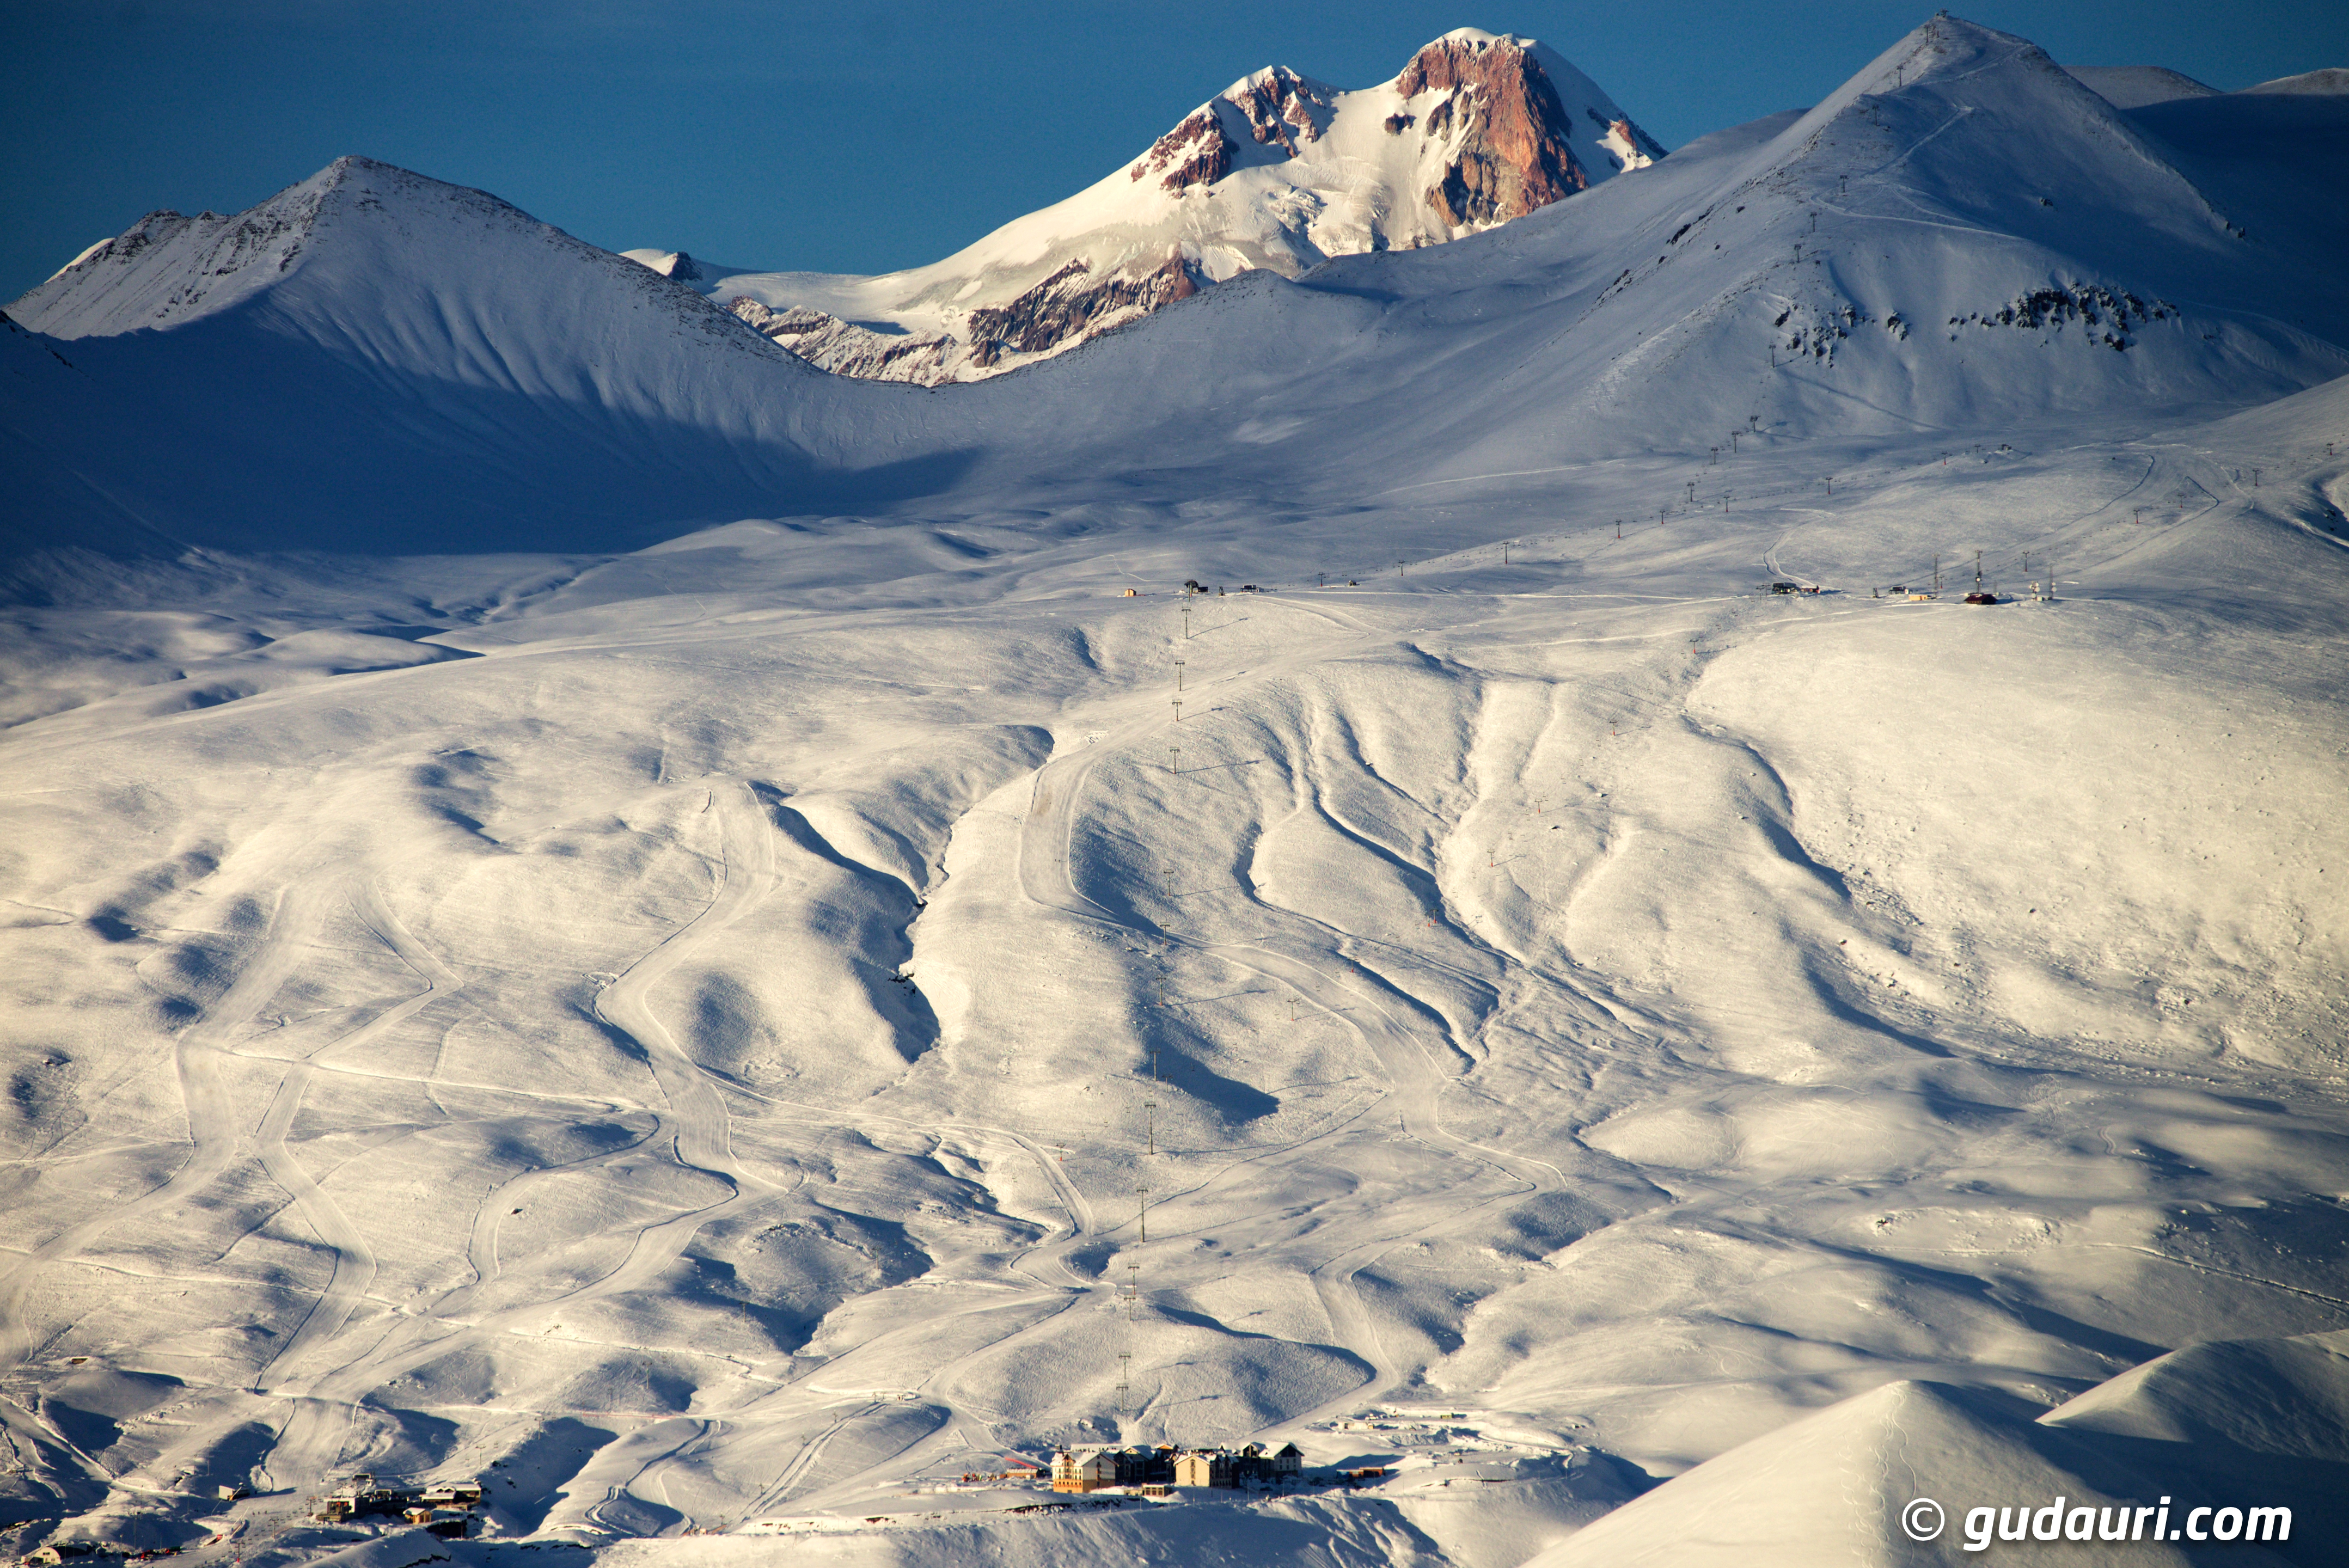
(2246, 66, 2349, 95)
(2062, 65, 2219, 110)
(1218, 63, 1336, 102)
(621, 249, 703, 281)
(1131, 65, 1339, 191)
(1433, 26, 1517, 47)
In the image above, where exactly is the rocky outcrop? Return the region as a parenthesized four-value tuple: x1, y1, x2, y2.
(1133, 108, 1233, 192)
(1131, 68, 1336, 191)
(728, 298, 957, 384)
(1225, 66, 1334, 154)
(729, 253, 1200, 382)
(967, 253, 1197, 366)
(1398, 34, 1593, 229)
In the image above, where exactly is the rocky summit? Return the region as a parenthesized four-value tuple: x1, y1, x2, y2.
(677, 29, 1662, 385)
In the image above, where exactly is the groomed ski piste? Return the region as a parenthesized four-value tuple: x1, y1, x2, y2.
(3, 15, 2347, 1568)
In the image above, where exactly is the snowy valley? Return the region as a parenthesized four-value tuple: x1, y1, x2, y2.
(2, 14, 2348, 1568)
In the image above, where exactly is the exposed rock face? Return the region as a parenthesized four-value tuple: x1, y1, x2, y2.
(1398, 34, 1592, 228)
(730, 253, 1199, 382)
(1226, 66, 1335, 154)
(967, 252, 1197, 366)
(729, 298, 957, 385)
(1133, 108, 1233, 192)
(1131, 68, 1337, 192)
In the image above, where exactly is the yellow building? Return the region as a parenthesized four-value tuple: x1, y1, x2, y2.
(1050, 1448, 1115, 1493)
(1172, 1451, 1228, 1488)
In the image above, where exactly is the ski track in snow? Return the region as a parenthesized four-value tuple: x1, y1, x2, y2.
(4, 426, 2348, 1565)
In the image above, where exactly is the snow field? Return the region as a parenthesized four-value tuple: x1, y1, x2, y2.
(3, 403, 2346, 1568)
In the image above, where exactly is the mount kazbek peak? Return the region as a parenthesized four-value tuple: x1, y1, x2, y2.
(686, 28, 1666, 385)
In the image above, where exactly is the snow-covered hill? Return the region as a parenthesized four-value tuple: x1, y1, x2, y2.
(1, 158, 908, 556)
(668, 28, 1663, 384)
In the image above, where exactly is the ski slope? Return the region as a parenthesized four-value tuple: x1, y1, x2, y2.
(2, 14, 2348, 1568)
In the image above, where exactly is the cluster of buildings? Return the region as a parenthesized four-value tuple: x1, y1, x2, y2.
(20, 1545, 176, 1565)
(1050, 1442, 1307, 1494)
(956, 1458, 1047, 1486)
(312, 1473, 484, 1538)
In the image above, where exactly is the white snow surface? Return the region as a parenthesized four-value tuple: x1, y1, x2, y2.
(3, 15, 2348, 1568)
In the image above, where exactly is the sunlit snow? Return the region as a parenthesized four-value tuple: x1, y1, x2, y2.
(3, 15, 2347, 1568)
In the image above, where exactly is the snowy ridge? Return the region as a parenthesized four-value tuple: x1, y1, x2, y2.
(2246, 66, 2349, 95)
(13, 156, 787, 370)
(0, 158, 898, 555)
(2062, 64, 2218, 110)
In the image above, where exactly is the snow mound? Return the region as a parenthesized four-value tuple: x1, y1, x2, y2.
(619, 248, 705, 281)
(2042, 1331, 2349, 1461)
(1532, 1343, 2349, 1566)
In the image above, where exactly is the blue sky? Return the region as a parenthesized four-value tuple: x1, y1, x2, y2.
(4, 1, 2343, 298)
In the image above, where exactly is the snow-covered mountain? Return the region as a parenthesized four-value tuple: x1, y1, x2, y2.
(4, 16, 2349, 1568)
(0, 157, 911, 555)
(669, 28, 1665, 385)
(10, 19, 2346, 565)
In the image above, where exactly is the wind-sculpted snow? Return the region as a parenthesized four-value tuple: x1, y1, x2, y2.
(3, 374, 2347, 1564)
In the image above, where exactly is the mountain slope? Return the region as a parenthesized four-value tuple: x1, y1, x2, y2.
(962, 13, 2349, 499)
(2, 158, 934, 555)
(683, 28, 1663, 385)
